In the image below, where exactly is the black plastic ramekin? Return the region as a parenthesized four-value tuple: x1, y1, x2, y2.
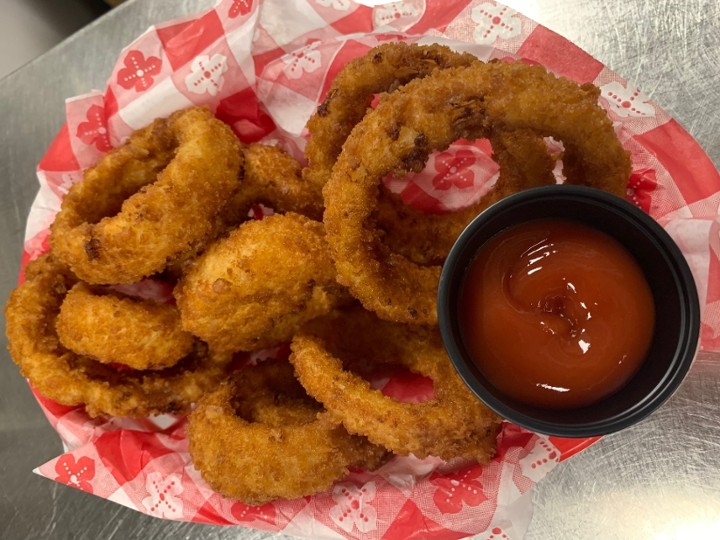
(438, 185, 700, 437)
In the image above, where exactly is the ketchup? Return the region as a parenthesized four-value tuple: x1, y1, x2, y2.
(459, 219, 655, 409)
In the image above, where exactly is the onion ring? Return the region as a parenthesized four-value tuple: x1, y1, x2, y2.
(175, 213, 349, 353)
(289, 307, 502, 461)
(376, 129, 558, 265)
(56, 282, 194, 370)
(303, 42, 556, 265)
(222, 143, 323, 225)
(303, 41, 477, 193)
(50, 106, 242, 284)
(166, 144, 321, 278)
(187, 359, 386, 504)
(5, 254, 231, 417)
(323, 61, 631, 324)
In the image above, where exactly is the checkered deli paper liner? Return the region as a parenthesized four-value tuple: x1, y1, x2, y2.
(18, 0, 720, 538)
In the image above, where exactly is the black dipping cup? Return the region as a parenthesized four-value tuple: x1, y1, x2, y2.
(438, 185, 700, 437)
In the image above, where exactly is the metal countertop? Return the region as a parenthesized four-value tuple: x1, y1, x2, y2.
(1, 1, 718, 538)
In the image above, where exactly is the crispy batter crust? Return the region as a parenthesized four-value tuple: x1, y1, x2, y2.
(303, 41, 477, 193)
(323, 61, 631, 324)
(290, 308, 502, 461)
(50, 107, 242, 284)
(56, 282, 194, 370)
(223, 143, 324, 224)
(5, 255, 230, 417)
(187, 359, 386, 504)
(304, 42, 557, 265)
(175, 213, 349, 353)
(376, 128, 558, 265)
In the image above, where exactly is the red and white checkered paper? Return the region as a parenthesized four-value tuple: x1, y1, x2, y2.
(19, 0, 720, 538)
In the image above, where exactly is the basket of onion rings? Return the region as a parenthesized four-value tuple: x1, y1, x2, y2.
(6, 0, 720, 538)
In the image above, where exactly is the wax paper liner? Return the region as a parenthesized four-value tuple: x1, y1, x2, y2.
(17, 0, 720, 538)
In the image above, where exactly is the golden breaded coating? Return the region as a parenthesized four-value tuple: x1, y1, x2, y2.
(50, 106, 242, 284)
(222, 143, 323, 225)
(175, 213, 349, 353)
(56, 282, 194, 370)
(5, 254, 230, 417)
(290, 307, 502, 461)
(187, 359, 386, 504)
(323, 61, 631, 325)
(377, 129, 558, 265)
(304, 42, 557, 266)
(303, 41, 477, 194)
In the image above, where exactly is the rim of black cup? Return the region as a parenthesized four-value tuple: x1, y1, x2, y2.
(437, 185, 701, 437)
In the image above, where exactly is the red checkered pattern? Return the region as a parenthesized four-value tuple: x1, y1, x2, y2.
(33, 411, 556, 539)
(19, 0, 720, 538)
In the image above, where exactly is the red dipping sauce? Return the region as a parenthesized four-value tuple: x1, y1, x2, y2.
(460, 219, 655, 409)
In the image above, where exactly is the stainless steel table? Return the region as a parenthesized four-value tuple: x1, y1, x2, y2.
(1, 1, 718, 539)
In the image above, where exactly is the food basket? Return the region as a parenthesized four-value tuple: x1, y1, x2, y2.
(18, 0, 720, 538)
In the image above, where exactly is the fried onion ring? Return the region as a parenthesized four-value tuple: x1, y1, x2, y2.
(5, 254, 230, 417)
(290, 307, 502, 461)
(187, 359, 386, 504)
(376, 129, 558, 265)
(323, 61, 631, 324)
(304, 43, 556, 265)
(167, 144, 323, 277)
(222, 144, 323, 225)
(303, 41, 477, 193)
(56, 282, 194, 370)
(50, 106, 242, 284)
(175, 213, 349, 353)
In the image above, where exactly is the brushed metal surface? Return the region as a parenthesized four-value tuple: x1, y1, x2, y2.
(1, 1, 718, 539)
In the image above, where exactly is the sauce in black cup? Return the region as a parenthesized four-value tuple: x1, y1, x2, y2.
(437, 185, 700, 437)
